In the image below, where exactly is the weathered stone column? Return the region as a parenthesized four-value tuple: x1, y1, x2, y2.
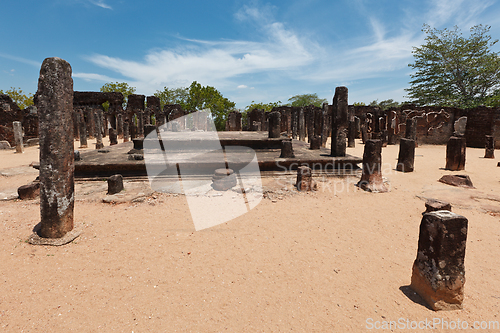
(78, 113, 88, 148)
(123, 121, 130, 142)
(268, 111, 281, 138)
(357, 139, 388, 192)
(116, 114, 124, 138)
(138, 110, 145, 137)
(485, 135, 495, 159)
(94, 109, 104, 149)
(405, 117, 417, 141)
(34, 57, 76, 240)
(107, 174, 124, 194)
(109, 128, 118, 145)
(445, 136, 466, 171)
(309, 136, 321, 150)
(396, 138, 415, 172)
(279, 139, 295, 158)
(296, 166, 316, 191)
(321, 103, 330, 148)
(347, 120, 356, 148)
(410, 211, 468, 311)
(331, 86, 348, 157)
(251, 121, 261, 131)
(298, 107, 306, 141)
(13, 121, 24, 153)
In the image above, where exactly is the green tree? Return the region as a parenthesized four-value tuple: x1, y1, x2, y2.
(154, 86, 189, 109)
(352, 102, 366, 106)
(184, 81, 236, 131)
(287, 93, 327, 107)
(369, 99, 402, 110)
(100, 82, 136, 110)
(244, 101, 282, 113)
(0, 87, 34, 109)
(406, 24, 500, 108)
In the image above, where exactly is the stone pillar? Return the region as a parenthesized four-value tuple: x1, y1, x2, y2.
(321, 103, 330, 148)
(35, 57, 75, 239)
(445, 136, 466, 171)
(361, 123, 368, 144)
(405, 117, 417, 142)
(144, 124, 157, 138)
(107, 174, 124, 194)
(280, 139, 295, 158)
(123, 121, 130, 142)
(310, 136, 322, 150)
(268, 111, 281, 138)
(251, 121, 261, 131)
(13, 121, 24, 153)
(117, 114, 124, 138)
(78, 113, 88, 148)
(296, 166, 316, 191)
(138, 110, 145, 137)
(423, 199, 451, 214)
(298, 107, 306, 141)
(485, 135, 495, 159)
(410, 211, 468, 311)
(331, 87, 348, 157)
(387, 111, 397, 145)
(109, 128, 118, 145)
(94, 110, 104, 149)
(357, 139, 388, 192)
(354, 116, 361, 139)
(396, 138, 415, 172)
(347, 120, 356, 148)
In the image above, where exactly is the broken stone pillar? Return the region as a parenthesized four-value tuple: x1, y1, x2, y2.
(78, 114, 88, 148)
(280, 139, 295, 158)
(268, 111, 281, 138)
(94, 110, 104, 149)
(331, 87, 348, 157)
(144, 124, 157, 137)
(13, 121, 24, 153)
(484, 135, 495, 159)
(347, 120, 356, 148)
(396, 138, 415, 172)
(296, 166, 317, 191)
(123, 122, 130, 142)
(310, 136, 322, 150)
(18, 181, 40, 200)
(212, 168, 237, 191)
(405, 117, 417, 142)
(298, 107, 306, 141)
(107, 174, 124, 194)
(109, 128, 118, 146)
(357, 139, 388, 192)
(445, 136, 466, 171)
(410, 211, 468, 311)
(35, 57, 76, 239)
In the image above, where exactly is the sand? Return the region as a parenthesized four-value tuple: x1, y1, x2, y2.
(1, 138, 499, 332)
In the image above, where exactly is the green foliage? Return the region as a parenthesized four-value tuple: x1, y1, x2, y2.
(100, 82, 136, 111)
(369, 99, 402, 110)
(184, 81, 236, 131)
(0, 87, 34, 109)
(154, 86, 189, 109)
(244, 101, 283, 113)
(287, 93, 327, 107)
(406, 24, 500, 108)
(352, 102, 366, 106)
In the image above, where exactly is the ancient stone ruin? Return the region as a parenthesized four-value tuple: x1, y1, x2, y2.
(357, 139, 388, 193)
(410, 210, 468, 310)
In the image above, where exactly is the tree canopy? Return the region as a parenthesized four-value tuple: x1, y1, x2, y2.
(154, 86, 189, 109)
(100, 82, 136, 109)
(244, 101, 282, 113)
(406, 24, 500, 108)
(0, 87, 34, 110)
(369, 99, 402, 110)
(287, 93, 327, 107)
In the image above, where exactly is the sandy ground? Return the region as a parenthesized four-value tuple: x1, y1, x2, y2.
(1, 137, 500, 332)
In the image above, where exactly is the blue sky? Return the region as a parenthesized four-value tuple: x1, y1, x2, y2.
(1, 0, 500, 109)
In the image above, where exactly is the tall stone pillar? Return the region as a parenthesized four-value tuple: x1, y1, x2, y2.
(138, 111, 145, 137)
(321, 103, 330, 148)
(13, 121, 24, 153)
(396, 138, 415, 172)
(78, 112, 88, 148)
(445, 136, 466, 171)
(405, 118, 417, 141)
(94, 109, 104, 149)
(298, 107, 306, 141)
(347, 120, 356, 148)
(268, 111, 281, 138)
(123, 121, 130, 142)
(34, 57, 76, 239)
(116, 114, 124, 138)
(331, 87, 348, 157)
(357, 139, 388, 192)
(485, 135, 495, 158)
(410, 211, 468, 310)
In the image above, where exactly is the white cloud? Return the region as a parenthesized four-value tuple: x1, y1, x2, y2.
(73, 72, 118, 82)
(89, 0, 112, 10)
(237, 85, 248, 89)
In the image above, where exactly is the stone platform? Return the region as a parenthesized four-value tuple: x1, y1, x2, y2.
(74, 132, 362, 178)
